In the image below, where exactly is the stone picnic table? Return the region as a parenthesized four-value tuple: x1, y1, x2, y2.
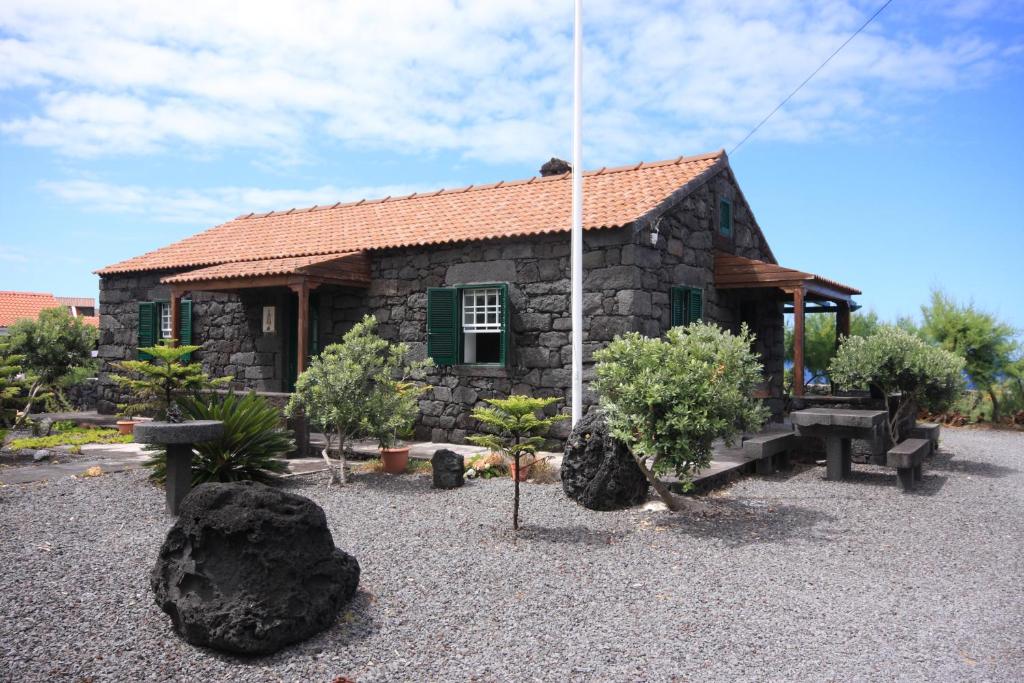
(790, 407, 889, 481)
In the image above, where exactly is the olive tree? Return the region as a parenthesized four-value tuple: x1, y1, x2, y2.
(8, 307, 97, 422)
(829, 325, 965, 442)
(593, 322, 769, 511)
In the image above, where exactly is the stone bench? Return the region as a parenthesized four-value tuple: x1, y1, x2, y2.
(886, 438, 929, 492)
(908, 422, 940, 455)
(743, 432, 798, 475)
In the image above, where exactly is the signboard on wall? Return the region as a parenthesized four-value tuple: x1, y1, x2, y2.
(262, 306, 276, 334)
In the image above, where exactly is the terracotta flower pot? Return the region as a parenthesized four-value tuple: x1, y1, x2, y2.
(509, 460, 531, 482)
(380, 447, 410, 474)
(116, 420, 137, 436)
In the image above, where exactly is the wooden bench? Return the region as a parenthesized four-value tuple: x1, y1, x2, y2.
(743, 432, 798, 475)
(908, 422, 940, 455)
(886, 438, 929, 492)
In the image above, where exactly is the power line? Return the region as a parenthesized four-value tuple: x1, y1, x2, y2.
(730, 0, 894, 155)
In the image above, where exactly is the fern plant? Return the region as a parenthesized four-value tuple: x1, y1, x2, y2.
(467, 395, 567, 530)
(144, 391, 293, 484)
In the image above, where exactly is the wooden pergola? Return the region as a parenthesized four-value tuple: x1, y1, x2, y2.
(714, 252, 861, 397)
(160, 252, 371, 374)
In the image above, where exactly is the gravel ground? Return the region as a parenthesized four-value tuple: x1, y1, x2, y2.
(1, 428, 1022, 682)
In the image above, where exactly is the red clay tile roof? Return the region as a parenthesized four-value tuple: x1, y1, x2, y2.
(56, 296, 96, 308)
(98, 151, 729, 275)
(714, 252, 860, 296)
(161, 252, 371, 285)
(0, 291, 61, 327)
(79, 315, 99, 328)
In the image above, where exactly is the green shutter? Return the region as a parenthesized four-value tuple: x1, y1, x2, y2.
(719, 198, 732, 237)
(427, 288, 459, 366)
(688, 288, 703, 323)
(138, 302, 156, 360)
(498, 283, 509, 366)
(670, 287, 686, 327)
(179, 300, 193, 362)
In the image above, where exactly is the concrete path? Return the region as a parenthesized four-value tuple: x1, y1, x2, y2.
(0, 443, 150, 485)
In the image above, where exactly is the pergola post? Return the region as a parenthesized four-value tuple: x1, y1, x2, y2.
(835, 301, 851, 351)
(169, 289, 182, 347)
(792, 287, 806, 397)
(291, 280, 310, 376)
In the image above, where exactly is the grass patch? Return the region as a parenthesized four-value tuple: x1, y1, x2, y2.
(9, 427, 133, 451)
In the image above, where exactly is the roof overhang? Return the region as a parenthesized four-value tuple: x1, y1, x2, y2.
(160, 252, 371, 292)
(713, 251, 860, 304)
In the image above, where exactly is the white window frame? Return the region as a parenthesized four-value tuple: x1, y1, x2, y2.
(158, 302, 172, 339)
(462, 287, 502, 333)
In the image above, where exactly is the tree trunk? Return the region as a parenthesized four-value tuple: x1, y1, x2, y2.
(632, 454, 680, 512)
(988, 387, 1001, 424)
(512, 434, 521, 530)
(336, 428, 348, 484)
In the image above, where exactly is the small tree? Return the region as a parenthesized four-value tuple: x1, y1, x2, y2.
(8, 307, 97, 422)
(829, 325, 965, 443)
(785, 310, 880, 387)
(593, 322, 768, 512)
(920, 290, 1018, 422)
(110, 341, 230, 421)
(287, 315, 430, 484)
(467, 395, 567, 530)
(0, 338, 26, 427)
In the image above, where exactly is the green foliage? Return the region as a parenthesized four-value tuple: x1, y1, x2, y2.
(0, 337, 26, 427)
(467, 395, 567, 529)
(784, 310, 880, 385)
(287, 315, 431, 483)
(145, 391, 292, 485)
(9, 427, 132, 450)
(829, 325, 966, 441)
(594, 322, 768, 508)
(110, 340, 229, 420)
(919, 289, 1019, 422)
(7, 308, 96, 419)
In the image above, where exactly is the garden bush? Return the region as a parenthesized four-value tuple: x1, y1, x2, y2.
(829, 325, 965, 442)
(144, 391, 293, 485)
(593, 322, 768, 511)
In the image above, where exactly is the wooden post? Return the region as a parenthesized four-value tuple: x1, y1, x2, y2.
(835, 301, 851, 351)
(294, 280, 310, 376)
(169, 292, 181, 347)
(793, 287, 805, 397)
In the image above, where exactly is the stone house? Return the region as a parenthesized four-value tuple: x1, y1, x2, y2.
(95, 150, 859, 442)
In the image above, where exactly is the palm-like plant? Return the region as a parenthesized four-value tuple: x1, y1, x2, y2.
(144, 391, 293, 484)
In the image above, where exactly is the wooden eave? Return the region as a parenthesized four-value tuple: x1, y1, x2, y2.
(714, 251, 860, 303)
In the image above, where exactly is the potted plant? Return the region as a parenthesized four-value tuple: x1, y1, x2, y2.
(368, 379, 430, 474)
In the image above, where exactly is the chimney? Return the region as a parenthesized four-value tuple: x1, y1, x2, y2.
(539, 158, 572, 177)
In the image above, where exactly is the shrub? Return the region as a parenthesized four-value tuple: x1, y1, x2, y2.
(110, 341, 229, 421)
(8, 428, 132, 450)
(593, 322, 768, 511)
(0, 338, 25, 427)
(467, 395, 567, 530)
(785, 310, 880, 386)
(287, 315, 431, 484)
(829, 325, 965, 442)
(144, 391, 293, 485)
(7, 308, 96, 422)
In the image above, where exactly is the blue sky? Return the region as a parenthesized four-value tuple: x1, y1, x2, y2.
(1, 0, 1022, 329)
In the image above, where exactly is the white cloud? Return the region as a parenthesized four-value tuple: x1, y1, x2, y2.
(0, 0, 1014, 165)
(38, 178, 447, 226)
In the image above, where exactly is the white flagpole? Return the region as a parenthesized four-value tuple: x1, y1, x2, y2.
(571, 0, 583, 425)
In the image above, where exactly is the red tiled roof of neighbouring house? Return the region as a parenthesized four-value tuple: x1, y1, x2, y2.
(79, 315, 99, 328)
(0, 291, 61, 327)
(56, 296, 96, 308)
(98, 151, 733, 275)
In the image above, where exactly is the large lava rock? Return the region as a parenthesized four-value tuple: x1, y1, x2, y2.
(151, 481, 360, 655)
(561, 412, 648, 510)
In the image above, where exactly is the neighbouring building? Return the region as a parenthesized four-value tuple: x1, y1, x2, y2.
(0, 291, 98, 336)
(95, 150, 859, 442)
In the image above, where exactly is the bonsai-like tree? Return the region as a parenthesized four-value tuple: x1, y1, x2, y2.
(920, 290, 1018, 422)
(593, 322, 769, 512)
(829, 325, 965, 443)
(7, 307, 97, 423)
(467, 395, 567, 530)
(784, 310, 880, 387)
(110, 341, 230, 421)
(287, 315, 431, 484)
(0, 338, 26, 427)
